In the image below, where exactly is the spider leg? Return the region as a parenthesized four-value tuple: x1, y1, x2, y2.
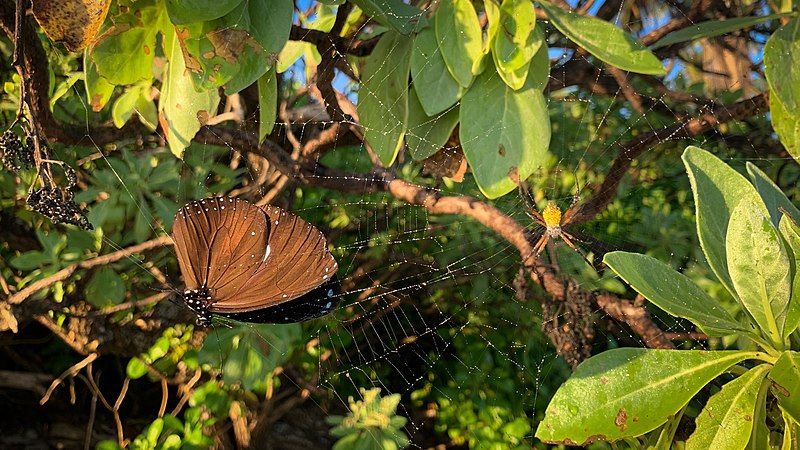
(533, 233, 550, 256)
(560, 231, 596, 269)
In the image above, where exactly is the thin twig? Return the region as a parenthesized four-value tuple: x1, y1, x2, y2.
(40, 352, 98, 404)
(8, 235, 173, 305)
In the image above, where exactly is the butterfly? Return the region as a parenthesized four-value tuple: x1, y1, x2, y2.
(171, 197, 339, 326)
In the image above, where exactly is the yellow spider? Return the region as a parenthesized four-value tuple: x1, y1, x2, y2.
(528, 201, 583, 257)
(520, 181, 593, 266)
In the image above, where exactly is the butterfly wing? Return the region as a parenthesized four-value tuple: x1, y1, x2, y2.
(209, 205, 338, 314)
(172, 197, 270, 301)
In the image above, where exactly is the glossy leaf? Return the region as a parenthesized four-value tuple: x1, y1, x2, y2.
(685, 365, 769, 450)
(727, 199, 791, 345)
(460, 65, 550, 199)
(164, 0, 242, 24)
(358, 31, 413, 166)
(91, 0, 164, 85)
(350, 0, 427, 35)
(765, 17, 800, 115)
(538, 1, 665, 75)
(604, 251, 745, 336)
(652, 14, 792, 49)
(769, 351, 800, 424)
(436, 0, 484, 87)
(257, 66, 278, 144)
(406, 89, 459, 160)
(682, 146, 765, 298)
(747, 162, 800, 229)
(411, 26, 463, 116)
(494, 25, 545, 90)
(493, 0, 541, 71)
(248, 0, 293, 56)
(536, 349, 759, 445)
(770, 87, 800, 160)
(779, 214, 800, 336)
(158, 29, 220, 158)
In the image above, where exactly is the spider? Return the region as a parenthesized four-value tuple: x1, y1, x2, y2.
(519, 181, 593, 266)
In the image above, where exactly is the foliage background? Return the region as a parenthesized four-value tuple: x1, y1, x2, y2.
(0, 0, 797, 448)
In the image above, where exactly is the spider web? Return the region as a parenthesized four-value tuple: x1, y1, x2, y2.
(16, 0, 793, 447)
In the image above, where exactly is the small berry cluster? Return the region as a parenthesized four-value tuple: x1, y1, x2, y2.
(1, 129, 92, 230)
(1, 131, 33, 172)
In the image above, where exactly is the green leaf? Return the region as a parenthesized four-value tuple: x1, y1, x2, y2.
(200, 323, 301, 392)
(358, 31, 413, 166)
(770, 88, 800, 160)
(50, 72, 83, 110)
(176, 3, 263, 92)
(765, 16, 800, 115)
(651, 13, 792, 49)
(349, 0, 427, 35)
(84, 49, 115, 112)
(535, 348, 759, 445)
(159, 28, 220, 158)
(135, 88, 158, 130)
(769, 351, 800, 424)
(406, 89, 459, 160)
(604, 251, 745, 336)
(781, 410, 799, 450)
(747, 162, 800, 229)
(493, 0, 541, 72)
(460, 64, 550, 199)
(248, 0, 292, 56)
(494, 25, 545, 90)
(258, 66, 278, 144)
(436, 0, 485, 87)
(84, 266, 126, 308)
(91, 0, 163, 86)
(164, 0, 243, 24)
(537, 1, 665, 75)
(527, 34, 550, 91)
(10, 251, 49, 270)
(727, 199, 791, 346)
(277, 40, 307, 73)
(410, 26, 463, 116)
(112, 85, 143, 128)
(682, 146, 765, 298)
(126, 356, 149, 379)
(779, 214, 800, 336)
(685, 365, 770, 450)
